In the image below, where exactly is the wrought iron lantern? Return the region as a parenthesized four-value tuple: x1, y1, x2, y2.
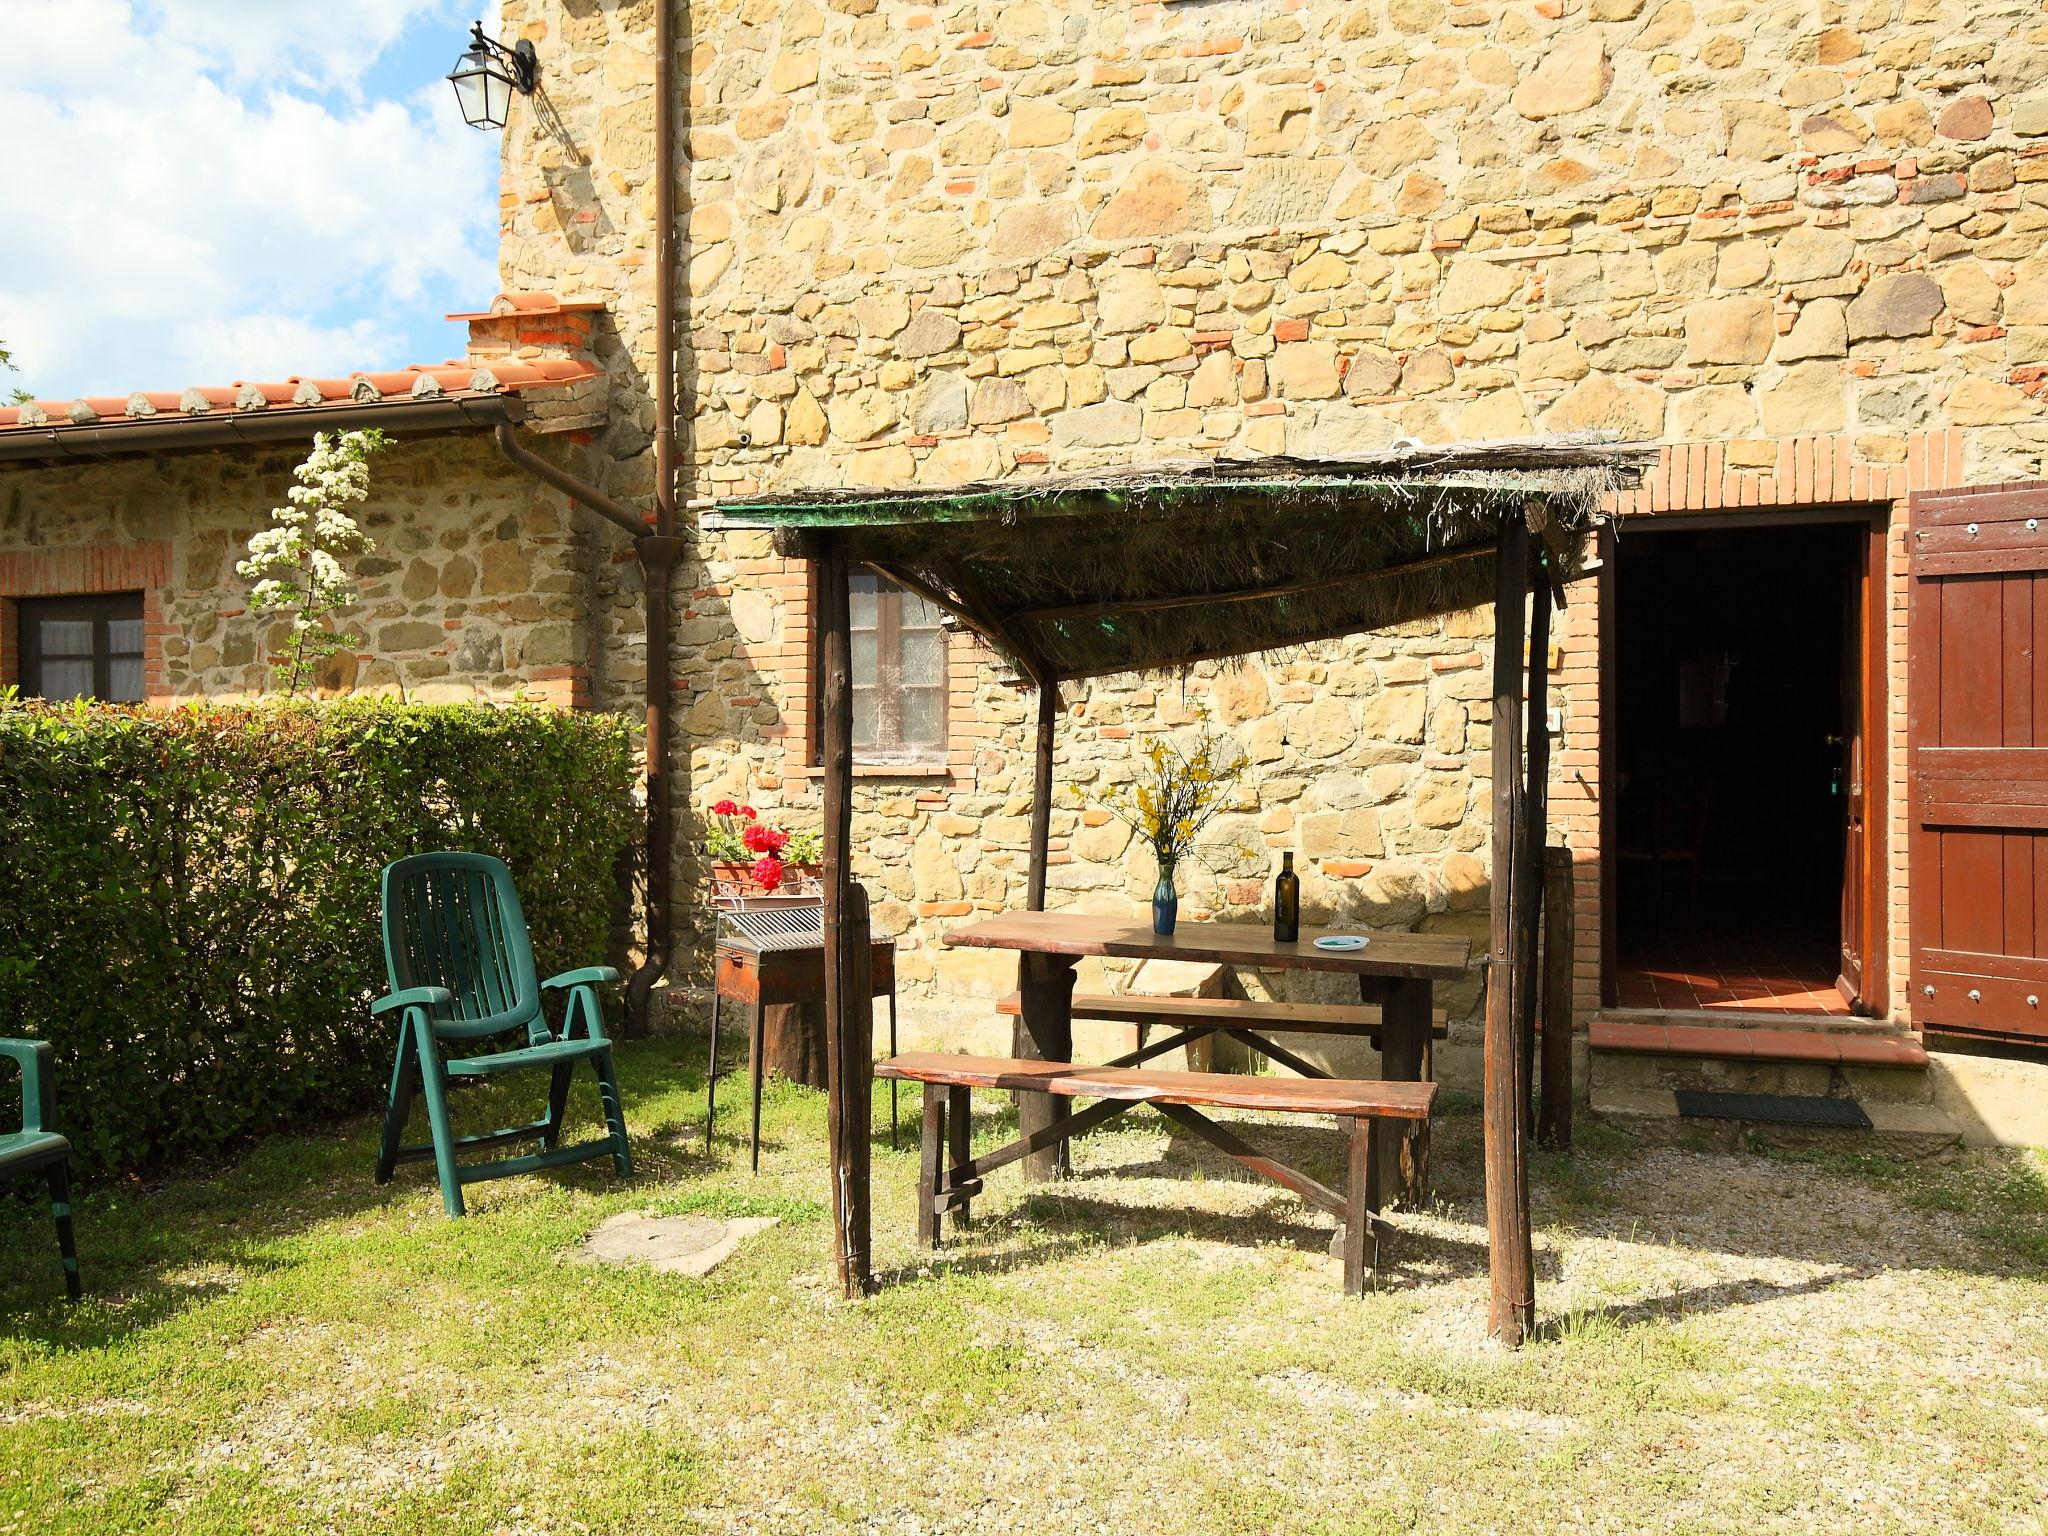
(447, 21, 538, 130)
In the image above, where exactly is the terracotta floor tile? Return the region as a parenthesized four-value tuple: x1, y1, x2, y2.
(1617, 941, 1848, 1017)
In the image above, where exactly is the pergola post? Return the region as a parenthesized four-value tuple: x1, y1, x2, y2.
(1027, 679, 1057, 910)
(814, 533, 873, 1298)
(1538, 845, 1575, 1149)
(1017, 677, 1073, 1179)
(1485, 515, 1536, 1346)
(1517, 539, 1554, 1122)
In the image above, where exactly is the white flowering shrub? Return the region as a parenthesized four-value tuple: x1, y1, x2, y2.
(237, 428, 388, 693)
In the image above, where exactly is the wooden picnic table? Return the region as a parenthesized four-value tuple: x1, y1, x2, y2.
(942, 911, 1471, 1205)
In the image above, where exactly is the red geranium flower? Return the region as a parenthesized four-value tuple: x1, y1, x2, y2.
(712, 798, 739, 817)
(751, 855, 785, 892)
(742, 822, 790, 855)
(740, 805, 758, 821)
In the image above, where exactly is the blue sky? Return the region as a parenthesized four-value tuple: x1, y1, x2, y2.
(0, 1, 504, 401)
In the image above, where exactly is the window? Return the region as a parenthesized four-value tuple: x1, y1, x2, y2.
(18, 593, 146, 702)
(837, 572, 948, 763)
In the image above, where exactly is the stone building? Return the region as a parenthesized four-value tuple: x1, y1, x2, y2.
(9, 0, 2048, 1135)
(0, 300, 628, 706)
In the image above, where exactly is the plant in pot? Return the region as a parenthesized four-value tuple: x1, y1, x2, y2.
(1083, 706, 1248, 935)
(705, 800, 823, 895)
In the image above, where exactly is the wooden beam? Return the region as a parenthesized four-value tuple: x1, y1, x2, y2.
(860, 558, 1021, 676)
(1049, 546, 1495, 682)
(1538, 845, 1575, 1150)
(1484, 516, 1535, 1347)
(942, 558, 1054, 690)
(1153, 1103, 1348, 1221)
(1021, 675, 1067, 1175)
(1009, 540, 1491, 626)
(1517, 555, 1553, 1121)
(813, 532, 873, 1298)
(1526, 495, 1569, 610)
(1027, 679, 1057, 910)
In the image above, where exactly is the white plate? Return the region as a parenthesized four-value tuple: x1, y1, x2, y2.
(1313, 934, 1369, 951)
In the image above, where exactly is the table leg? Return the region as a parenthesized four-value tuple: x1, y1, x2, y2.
(946, 1085, 973, 1232)
(1372, 975, 1433, 1210)
(1014, 951, 1077, 1181)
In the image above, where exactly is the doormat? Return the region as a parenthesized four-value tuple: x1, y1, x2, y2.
(1674, 1090, 1873, 1129)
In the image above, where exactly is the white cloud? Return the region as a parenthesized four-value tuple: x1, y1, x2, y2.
(0, 0, 501, 400)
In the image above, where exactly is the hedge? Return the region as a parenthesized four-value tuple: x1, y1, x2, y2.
(0, 699, 639, 1176)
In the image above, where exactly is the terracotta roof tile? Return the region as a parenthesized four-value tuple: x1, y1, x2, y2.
(0, 358, 602, 434)
(444, 291, 606, 321)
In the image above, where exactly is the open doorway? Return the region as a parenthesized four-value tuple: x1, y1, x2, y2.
(1608, 516, 1881, 1016)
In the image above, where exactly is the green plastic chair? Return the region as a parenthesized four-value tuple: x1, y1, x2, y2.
(374, 852, 633, 1217)
(1, 1039, 80, 1300)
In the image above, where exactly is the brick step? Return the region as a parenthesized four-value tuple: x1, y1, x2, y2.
(1590, 1017, 1929, 1070)
(1589, 1012, 1933, 1106)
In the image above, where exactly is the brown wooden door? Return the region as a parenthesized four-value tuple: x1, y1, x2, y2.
(1909, 482, 2048, 1042)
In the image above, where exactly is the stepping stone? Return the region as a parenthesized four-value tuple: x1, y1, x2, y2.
(580, 1212, 778, 1277)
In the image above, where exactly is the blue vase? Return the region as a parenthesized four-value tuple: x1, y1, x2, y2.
(1152, 862, 1179, 936)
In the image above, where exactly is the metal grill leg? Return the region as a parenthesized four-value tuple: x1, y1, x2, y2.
(705, 990, 722, 1155)
(748, 999, 767, 1174)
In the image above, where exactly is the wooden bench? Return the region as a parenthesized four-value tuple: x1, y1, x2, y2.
(995, 990, 1448, 1089)
(876, 1051, 1438, 1295)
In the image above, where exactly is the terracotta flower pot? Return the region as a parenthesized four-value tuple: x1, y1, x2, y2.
(711, 860, 822, 897)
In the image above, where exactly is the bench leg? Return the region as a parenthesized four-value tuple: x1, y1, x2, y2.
(48, 1161, 81, 1302)
(946, 1085, 973, 1234)
(918, 1083, 945, 1248)
(1343, 1117, 1382, 1297)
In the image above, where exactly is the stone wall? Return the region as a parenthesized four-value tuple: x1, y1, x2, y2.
(0, 432, 626, 704)
(493, 0, 2048, 1019)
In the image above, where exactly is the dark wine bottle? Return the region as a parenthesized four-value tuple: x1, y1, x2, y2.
(1273, 852, 1300, 942)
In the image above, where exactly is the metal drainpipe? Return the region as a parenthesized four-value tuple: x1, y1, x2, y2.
(635, 0, 681, 1034)
(490, 415, 682, 1037)
(494, 0, 682, 1037)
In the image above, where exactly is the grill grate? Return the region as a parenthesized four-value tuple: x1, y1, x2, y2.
(718, 903, 826, 953)
(1673, 1090, 1873, 1129)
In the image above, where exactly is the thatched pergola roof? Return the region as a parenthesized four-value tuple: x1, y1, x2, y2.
(711, 436, 1658, 685)
(740, 434, 1658, 1340)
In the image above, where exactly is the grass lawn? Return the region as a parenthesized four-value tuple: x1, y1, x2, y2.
(3, 1035, 2047, 1535)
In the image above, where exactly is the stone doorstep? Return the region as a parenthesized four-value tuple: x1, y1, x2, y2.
(1592, 1047, 1933, 1105)
(1589, 1015, 1930, 1070)
(1594, 1005, 1902, 1036)
(1590, 1085, 1964, 1154)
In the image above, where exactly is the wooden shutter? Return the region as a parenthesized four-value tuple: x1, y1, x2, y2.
(1909, 482, 2048, 1041)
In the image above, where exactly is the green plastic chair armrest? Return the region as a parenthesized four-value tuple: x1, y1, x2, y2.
(541, 966, 620, 991)
(372, 986, 455, 1018)
(0, 1038, 55, 1135)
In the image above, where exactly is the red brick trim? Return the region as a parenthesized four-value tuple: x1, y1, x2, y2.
(1603, 429, 1966, 516)
(526, 664, 593, 709)
(1570, 430, 1965, 1031)
(0, 541, 171, 700)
